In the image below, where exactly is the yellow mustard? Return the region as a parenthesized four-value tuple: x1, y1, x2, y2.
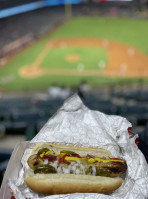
(39, 150, 124, 164)
(65, 157, 86, 161)
(40, 150, 52, 158)
(88, 157, 124, 163)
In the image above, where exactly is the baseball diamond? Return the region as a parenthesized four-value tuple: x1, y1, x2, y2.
(19, 38, 148, 78)
(0, 17, 148, 91)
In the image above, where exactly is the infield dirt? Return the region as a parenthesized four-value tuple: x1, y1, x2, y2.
(19, 38, 148, 78)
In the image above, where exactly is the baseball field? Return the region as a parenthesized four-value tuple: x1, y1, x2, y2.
(0, 17, 148, 92)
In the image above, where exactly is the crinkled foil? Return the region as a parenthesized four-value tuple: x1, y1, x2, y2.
(8, 94, 148, 199)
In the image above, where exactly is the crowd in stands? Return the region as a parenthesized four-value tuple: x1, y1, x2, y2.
(0, 6, 66, 58)
(1, 2, 148, 60)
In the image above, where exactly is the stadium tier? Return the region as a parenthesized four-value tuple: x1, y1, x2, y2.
(0, 0, 144, 55)
(0, 87, 148, 134)
(0, 6, 66, 54)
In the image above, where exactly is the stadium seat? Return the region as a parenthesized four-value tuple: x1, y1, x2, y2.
(4, 121, 28, 134)
(138, 123, 148, 163)
(0, 149, 12, 186)
(138, 122, 148, 145)
(25, 125, 37, 141)
(138, 91, 148, 102)
(119, 105, 148, 125)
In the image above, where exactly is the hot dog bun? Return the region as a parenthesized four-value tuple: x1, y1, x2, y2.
(25, 143, 126, 195)
(25, 171, 122, 194)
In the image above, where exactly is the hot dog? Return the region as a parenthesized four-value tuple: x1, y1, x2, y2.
(25, 143, 127, 195)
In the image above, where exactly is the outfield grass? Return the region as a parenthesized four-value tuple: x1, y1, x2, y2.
(0, 17, 148, 92)
(51, 17, 148, 55)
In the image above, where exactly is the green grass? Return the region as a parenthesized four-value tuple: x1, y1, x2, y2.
(0, 16, 148, 91)
(42, 47, 107, 70)
(50, 17, 148, 55)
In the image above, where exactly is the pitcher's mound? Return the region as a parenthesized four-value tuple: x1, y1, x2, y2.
(66, 54, 80, 62)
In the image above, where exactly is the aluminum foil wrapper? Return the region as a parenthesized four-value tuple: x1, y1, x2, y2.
(8, 94, 148, 199)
